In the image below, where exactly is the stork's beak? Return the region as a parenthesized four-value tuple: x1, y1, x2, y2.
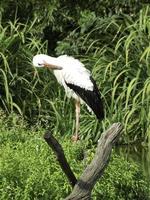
(43, 61, 62, 70)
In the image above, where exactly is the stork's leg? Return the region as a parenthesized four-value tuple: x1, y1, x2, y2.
(72, 99, 80, 142)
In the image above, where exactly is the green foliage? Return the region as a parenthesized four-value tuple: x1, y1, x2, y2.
(0, 2, 149, 199)
(0, 2, 149, 143)
(0, 124, 149, 200)
(93, 155, 150, 200)
(56, 7, 150, 143)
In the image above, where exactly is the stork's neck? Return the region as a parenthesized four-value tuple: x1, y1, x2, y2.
(53, 68, 65, 85)
(46, 56, 58, 64)
(45, 56, 63, 70)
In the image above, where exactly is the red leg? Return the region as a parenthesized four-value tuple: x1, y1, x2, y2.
(72, 99, 80, 142)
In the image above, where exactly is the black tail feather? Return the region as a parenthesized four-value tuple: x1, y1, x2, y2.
(66, 76, 104, 120)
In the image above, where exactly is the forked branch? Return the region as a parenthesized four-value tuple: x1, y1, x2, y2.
(44, 123, 122, 200)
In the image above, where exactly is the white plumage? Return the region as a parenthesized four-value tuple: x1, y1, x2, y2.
(53, 55, 93, 99)
(33, 54, 104, 141)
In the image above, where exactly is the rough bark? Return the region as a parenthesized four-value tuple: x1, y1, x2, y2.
(65, 123, 122, 199)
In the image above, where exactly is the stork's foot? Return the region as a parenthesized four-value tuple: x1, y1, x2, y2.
(72, 134, 80, 142)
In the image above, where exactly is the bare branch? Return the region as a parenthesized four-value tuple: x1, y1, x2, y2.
(44, 132, 77, 187)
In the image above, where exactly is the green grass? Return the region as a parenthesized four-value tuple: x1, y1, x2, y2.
(0, 118, 149, 200)
(0, 5, 149, 144)
(55, 7, 150, 143)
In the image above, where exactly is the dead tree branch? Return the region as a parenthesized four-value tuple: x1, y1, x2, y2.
(44, 132, 77, 187)
(65, 122, 122, 199)
(44, 122, 122, 200)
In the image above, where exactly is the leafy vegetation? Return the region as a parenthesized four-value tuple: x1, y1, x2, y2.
(0, 1, 149, 143)
(0, 115, 149, 200)
(0, 1, 150, 199)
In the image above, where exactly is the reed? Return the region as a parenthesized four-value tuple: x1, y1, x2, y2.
(0, 5, 149, 144)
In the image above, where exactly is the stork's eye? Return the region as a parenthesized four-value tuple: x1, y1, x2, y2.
(38, 63, 43, 66)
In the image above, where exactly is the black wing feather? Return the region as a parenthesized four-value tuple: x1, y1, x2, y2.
(66, 76, 104, 120)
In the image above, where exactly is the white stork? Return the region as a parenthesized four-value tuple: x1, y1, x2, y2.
(33, 54, 104, 141)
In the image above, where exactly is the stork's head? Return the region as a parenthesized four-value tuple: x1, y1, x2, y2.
(33, 54, 62, 70)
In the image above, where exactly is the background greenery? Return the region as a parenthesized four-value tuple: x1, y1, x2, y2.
(0, 0, 149, 143)
(0, 1, 150, 199)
